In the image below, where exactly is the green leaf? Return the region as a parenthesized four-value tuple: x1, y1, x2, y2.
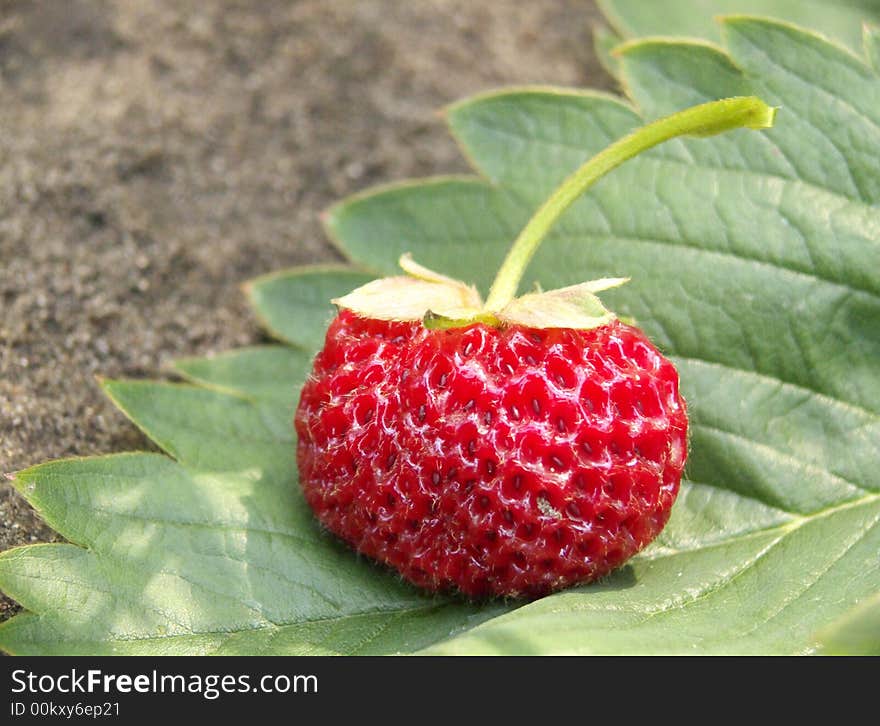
(174, 346, 313, 404)
(816, 592, 880, 655)
(865, 23, 880, 73)
(593, 22, 624, 79)
(326, 177, 527, 294)
(3, 11, 880, 654)
(0, 455, 508, 655)
(174, 346, 314, 432)
(598, 0, 880, 52)
(246, 266, 376, 350)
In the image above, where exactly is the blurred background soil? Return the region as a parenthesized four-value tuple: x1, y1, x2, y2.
(0, 0, 611, 619)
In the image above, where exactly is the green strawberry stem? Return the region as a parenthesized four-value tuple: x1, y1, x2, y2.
(483, 96, 777, 312)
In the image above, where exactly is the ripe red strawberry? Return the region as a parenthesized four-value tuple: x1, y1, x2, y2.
(294, 97, 775, 598)
(296, 309, 687, 597)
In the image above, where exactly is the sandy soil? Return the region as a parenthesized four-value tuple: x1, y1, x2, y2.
(0, 0, 612, 621)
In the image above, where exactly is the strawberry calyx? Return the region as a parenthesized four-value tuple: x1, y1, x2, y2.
(331, 256, 485, 325)
(333, 96, 777, 331)
(332, 256, 628, 330)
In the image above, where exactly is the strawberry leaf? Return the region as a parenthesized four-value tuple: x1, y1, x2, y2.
(245, 266, 376, 350)
(866, 23, 880, 74)
(593, 22, 624, 78)
(816, 592, 880, 655)
(3, 12, 880, 654)
(599, 0, 880, 52)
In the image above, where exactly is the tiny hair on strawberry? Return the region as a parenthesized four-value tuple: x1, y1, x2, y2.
(295, 97, 777, 598)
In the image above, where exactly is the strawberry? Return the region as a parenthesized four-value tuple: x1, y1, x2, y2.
(295, 97, 776, 597)
(296, 310, 686, 596)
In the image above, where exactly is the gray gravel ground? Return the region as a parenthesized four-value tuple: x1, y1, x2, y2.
(0, 0, 612, 621)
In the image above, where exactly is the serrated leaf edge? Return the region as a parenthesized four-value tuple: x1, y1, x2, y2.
(243, 264, 378, 347)
(719, 14, 873, 70)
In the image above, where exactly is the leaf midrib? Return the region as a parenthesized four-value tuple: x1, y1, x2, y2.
(719, 507, 880, 650)
(434, 490, 880, 654)
(638, 488, 880, 565)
